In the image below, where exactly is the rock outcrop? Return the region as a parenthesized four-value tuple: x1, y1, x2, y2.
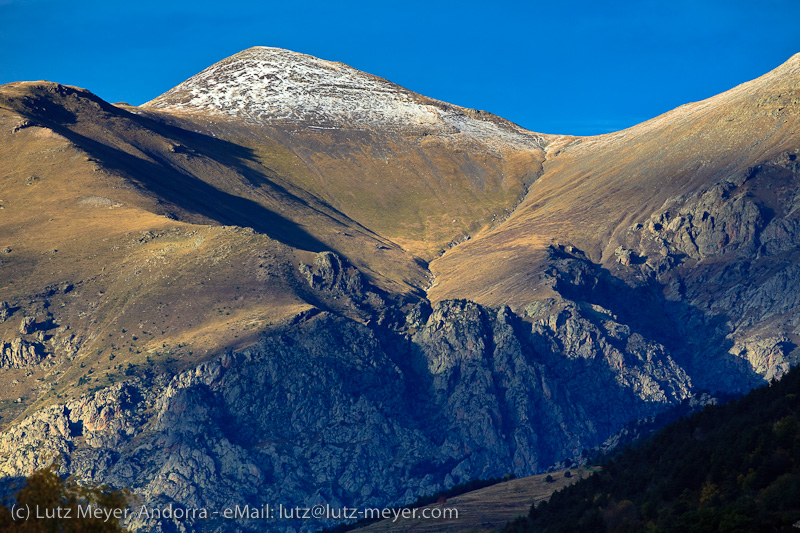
(18, 316, 36, 335)
(611, 152, 800, 388)
(299, 251, 366, 299)
(0, 338, 47, 369)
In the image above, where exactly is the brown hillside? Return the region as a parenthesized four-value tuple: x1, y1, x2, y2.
(428, 53, 800, 308)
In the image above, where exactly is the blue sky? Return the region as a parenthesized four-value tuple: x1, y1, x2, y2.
(1, 0, 799, 135)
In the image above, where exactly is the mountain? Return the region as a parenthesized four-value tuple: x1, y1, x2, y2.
(0, 47, 797, 531)
(143, 46, 547, 260)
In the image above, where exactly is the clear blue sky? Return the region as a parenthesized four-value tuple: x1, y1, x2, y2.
(1, 0, 799, 135)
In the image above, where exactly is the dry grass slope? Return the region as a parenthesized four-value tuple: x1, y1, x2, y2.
(352, 468, 593, 533)
(428, 53, 800, 307)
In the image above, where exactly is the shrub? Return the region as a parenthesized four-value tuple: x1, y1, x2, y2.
(0, 463, 131, 531)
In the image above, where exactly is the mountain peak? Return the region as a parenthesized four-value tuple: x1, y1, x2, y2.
(142, 47, 545, 148)
(142, 46, 437, 128)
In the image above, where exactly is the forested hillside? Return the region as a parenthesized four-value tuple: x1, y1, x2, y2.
(505, 367, 800, 532)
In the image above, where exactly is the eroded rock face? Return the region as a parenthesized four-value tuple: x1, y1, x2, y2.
(728, 336, 795, 381)
(610, 154, 800, 388)
(620, 153, 800, 266)
(0, 296, 703, 532)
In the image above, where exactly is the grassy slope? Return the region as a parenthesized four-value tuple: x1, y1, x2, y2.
(352, 468, 593, 533)
(428, 54, 800, 308)
(152, 109, 548, 262)
(0, 91, 318, 423)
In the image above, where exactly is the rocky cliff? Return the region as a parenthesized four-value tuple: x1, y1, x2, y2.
(0, 288, 695, 531)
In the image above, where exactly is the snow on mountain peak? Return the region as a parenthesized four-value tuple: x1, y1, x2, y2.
(143, 47, 545, 149)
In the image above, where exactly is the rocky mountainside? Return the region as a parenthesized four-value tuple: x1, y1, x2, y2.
(0, 48, 798, 531)
(430, 53, 800, 390)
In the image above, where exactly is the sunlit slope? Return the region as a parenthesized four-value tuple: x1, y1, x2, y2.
(143, 47, 550, 259)
(0, 80, 430, 423)
(429, 53, 800, 308)
(2, 49, 798, 430)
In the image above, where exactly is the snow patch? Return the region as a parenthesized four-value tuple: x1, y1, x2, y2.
(144, 47, 545, 150)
